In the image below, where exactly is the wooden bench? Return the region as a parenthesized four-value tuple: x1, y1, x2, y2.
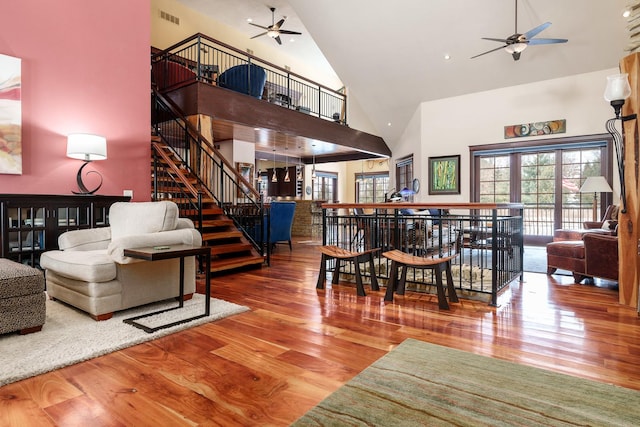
(382, 250, 459, 309)
(316, 246, 380, 296)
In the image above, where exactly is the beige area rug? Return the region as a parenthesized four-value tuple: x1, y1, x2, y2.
(293, 339, 640, 426)
(0, 294, 249, 387)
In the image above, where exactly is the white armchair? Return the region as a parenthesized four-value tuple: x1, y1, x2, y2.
(40, 201, 202, 320)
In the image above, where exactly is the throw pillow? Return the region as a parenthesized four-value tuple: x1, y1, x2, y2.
(602, 220, 618, 230)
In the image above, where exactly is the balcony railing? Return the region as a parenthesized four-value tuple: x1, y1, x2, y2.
(151, 33, 347, 124)
(320, 203, 524, 306)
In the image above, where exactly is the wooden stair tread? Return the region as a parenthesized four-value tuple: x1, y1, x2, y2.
(197, 219, 234, 228)
(202, 231, 243, 240)
(208, 242, 253, 255)
(209, 255, 264, 272)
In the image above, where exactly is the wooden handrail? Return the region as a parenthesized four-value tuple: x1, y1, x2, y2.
(321, 202, 525, 210)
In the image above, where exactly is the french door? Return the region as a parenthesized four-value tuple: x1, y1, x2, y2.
(471, 135, 613, 245)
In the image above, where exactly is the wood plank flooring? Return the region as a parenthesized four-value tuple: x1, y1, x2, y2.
(1, 239, 639, 426)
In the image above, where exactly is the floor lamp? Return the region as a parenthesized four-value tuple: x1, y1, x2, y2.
(579, 176, 612, 222)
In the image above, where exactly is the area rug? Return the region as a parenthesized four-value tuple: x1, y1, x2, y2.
(0, 294, 249, 387)
(459, 245, 549, 274)
(292, 339, 640, 426)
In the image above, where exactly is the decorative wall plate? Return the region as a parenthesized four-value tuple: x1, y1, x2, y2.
(412, 178, 420, 194)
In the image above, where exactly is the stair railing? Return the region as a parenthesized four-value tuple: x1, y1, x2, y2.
(152, 89, 265, 255)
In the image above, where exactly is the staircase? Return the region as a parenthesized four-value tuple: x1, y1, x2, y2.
(152, 137, 264, 275)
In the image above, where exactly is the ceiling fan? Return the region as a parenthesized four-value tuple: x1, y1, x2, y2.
(471, 0, 568, 61)
(249, 7, 302, 45)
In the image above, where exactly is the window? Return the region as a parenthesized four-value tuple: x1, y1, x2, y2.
(355, 172, 389, 203)
(313, 171, 338, 202)
(471, 135, 612, 244)
(395, 155, 413, 197)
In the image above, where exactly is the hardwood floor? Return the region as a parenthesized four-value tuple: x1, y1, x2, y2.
(2, 239, 639, 426)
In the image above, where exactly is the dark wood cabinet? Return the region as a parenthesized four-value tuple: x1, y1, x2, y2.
(0, 194, 130, 267)
(266, 166, 301, 197)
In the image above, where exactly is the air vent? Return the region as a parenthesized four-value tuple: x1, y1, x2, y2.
(160, 10, 180, 25)
(246, 48, 254, 55)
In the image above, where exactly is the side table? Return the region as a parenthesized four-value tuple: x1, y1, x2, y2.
(122, 244, 211, 333)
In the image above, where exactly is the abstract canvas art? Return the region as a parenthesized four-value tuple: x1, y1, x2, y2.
(0, 53, 21, 174)
(504, 119, 566, 139)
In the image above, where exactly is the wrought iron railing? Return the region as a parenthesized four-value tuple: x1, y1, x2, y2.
(522, 203, 600, 237)
(321, 203, 524, 306)
(151, 89, 265, 255)
(151, 33, 347, 124)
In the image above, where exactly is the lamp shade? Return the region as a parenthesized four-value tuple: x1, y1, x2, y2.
(67, 134, 107, 161)
(604, 74, 631, 102)
(579, 176, 612, 193)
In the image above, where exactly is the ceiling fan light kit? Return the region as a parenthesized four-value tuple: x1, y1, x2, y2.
(471, 0, 567, 61)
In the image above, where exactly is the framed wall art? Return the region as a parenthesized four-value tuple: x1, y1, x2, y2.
(0, 53, 22, 174)
(428, 155, 460, 195)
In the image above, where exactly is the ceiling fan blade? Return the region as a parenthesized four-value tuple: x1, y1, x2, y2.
(274, 35, 282, 45)
(251, 32, 268, 39)
(249, 22, 269, 30)
(470, 45, 507, 59)
(273, 19, 285, 30)
(523, 22, 551, 40)
(527, 37, 568, 45)
(278, 30, 302, 36)
(481, 37, 510, 43)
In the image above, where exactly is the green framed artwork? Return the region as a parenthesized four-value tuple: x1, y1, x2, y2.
(428, 155, 460, 195)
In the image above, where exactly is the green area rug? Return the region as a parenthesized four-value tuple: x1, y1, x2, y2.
(0, 294, 248, 387)
(293, 339, 640, 426)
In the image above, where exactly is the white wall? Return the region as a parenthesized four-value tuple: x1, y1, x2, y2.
(233, 140, 255, 165)
(399, 68, 620, 203)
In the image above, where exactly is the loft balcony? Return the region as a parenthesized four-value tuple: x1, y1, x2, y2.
(151, 33, 391, 163)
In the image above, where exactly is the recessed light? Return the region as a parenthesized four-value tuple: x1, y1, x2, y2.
(623, 10, 631, 18)
(247, 18, 253, 23)
(444, 54, 451, 60)
(387, 122, 392, 127)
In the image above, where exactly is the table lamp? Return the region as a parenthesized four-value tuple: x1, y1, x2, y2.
(579, 176, 612, 222)
(67, 133, 107, 195)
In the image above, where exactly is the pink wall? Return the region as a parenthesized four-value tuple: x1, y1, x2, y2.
(0, 0, 151, 200)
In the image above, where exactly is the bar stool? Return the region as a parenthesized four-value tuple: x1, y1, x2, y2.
(382, 250, 458, 309)
(316, 246, 380, 296)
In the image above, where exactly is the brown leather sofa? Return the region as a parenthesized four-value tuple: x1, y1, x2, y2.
(547, 232, 618, 283)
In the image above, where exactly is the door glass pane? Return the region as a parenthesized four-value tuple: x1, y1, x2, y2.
(521, 152, 556, 237)
(561, 148, 602, 228)
(478, 155, 510, 202)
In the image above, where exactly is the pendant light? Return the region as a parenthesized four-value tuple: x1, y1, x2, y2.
(283, 144, 290, 182)
(271, 148, 278, 182)
(311, 144, 317, 180)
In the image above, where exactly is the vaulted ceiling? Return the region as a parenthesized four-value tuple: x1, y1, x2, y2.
(177, 0, 631, 144)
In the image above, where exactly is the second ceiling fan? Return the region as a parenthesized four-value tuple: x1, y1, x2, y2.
(471, 0, 568, 61)
(249, 7, 302, 45)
